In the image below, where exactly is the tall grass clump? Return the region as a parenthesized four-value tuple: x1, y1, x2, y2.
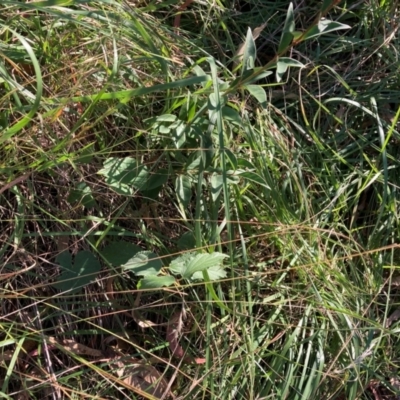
(1, 0, 400, 399)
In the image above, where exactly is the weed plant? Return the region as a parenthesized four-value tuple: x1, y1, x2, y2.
(0, 0, 400, 399)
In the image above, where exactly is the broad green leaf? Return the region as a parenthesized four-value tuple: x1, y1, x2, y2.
(192, 65, 211, 88)
(208, 92, 222, 109)
(278, 3, 295, 53)
(292, 31, 304, 41)
(237, 158, 256, 169)
(122, 251, 163, 276)
(169, 252, 195, 276)
(185, 155, 202, 171)
(99, 157, 167, 193)
(138, 275, 176, 289)
(237, 170, 270, 189)
(240, 27, 257, 74)
(129, 166, 151, 191)
(278, 58, 304, 68)
(210, 173, 223, 201)
(302, 20, 351, 41)
(138, 168, 169, 192)
(191, 264, 227, 281)
(159, 124, 171, 134)
(183, 253, 227, 279)
(233, 21, 268, 74)
(245, 84, 267, 108)
(155, 114, 177, 122)
(275, 57, 304, 83)
(176, 175, 192, 209)
(200, 132, 215, 170)
(105, 182, 131, 195)
(53, 251, 101, 293)
(98, 157, 140, 195)
(278, 32, 294, 54)
(100, 242, 142, 266)
(172, 121, 186, 148)
(99, 157, 138, 182)
(224, 148, 238, 169)
(169, 252, 227, 280)
(248, 70, 273, 83)
(56, 250, 72, 268)
(222, 106, 242, 126)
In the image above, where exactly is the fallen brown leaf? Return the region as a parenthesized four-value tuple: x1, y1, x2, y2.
(47, 336, 103, 357)
(166, 309, 206, 365)
(114, 358, 170, 399)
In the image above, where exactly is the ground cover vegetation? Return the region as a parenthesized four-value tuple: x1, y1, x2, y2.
(0, 0, 400, 398)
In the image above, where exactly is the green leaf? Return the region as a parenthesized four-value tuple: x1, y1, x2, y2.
(292, 31, 304, 41)
(56, 250, 72, 268)
(248, 70, 273, 83)
(122, 251, 163, 276)
(129, 166, 151, 191)
(176, 175, 192, 209)
(53, 251, 101, 293)
(191, 264, 227, 281)
(99, 157, 167, 194)
(224, 148, 238, 169)
(237, 158, 256, 169)
(222, 106, 242, 126)
(172, 121, 186, 148)
(99, 157, 138, 181)
(237, 170, 270, 188)
(155, 114, 177, 122)
(138, 275, 176, 289)
(278, 3, 295, 53)
(210, 173, 223, 201)
(279, 58, 305, 68)
(200, 132, 215, 170)
(168, 252, 195, 276)
(302, 20, 351, 41)
(245, 84, 267, 108)
(159, 124, 171, 134)
(241, 27, 257, 74)
(279, 32, 294, 54)
(139, 168, 169, 192)
(192, 65, 211, 88)
(275, 57, 304, 83)
(169, 252, 227, 280)
(183, 253, 227, 279)
(98, 157, 140, 195)
(185, 154, 202, 172)
(100, 242, 142, 266)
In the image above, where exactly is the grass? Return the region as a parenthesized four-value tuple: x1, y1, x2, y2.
(1, 0, 400, 399)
